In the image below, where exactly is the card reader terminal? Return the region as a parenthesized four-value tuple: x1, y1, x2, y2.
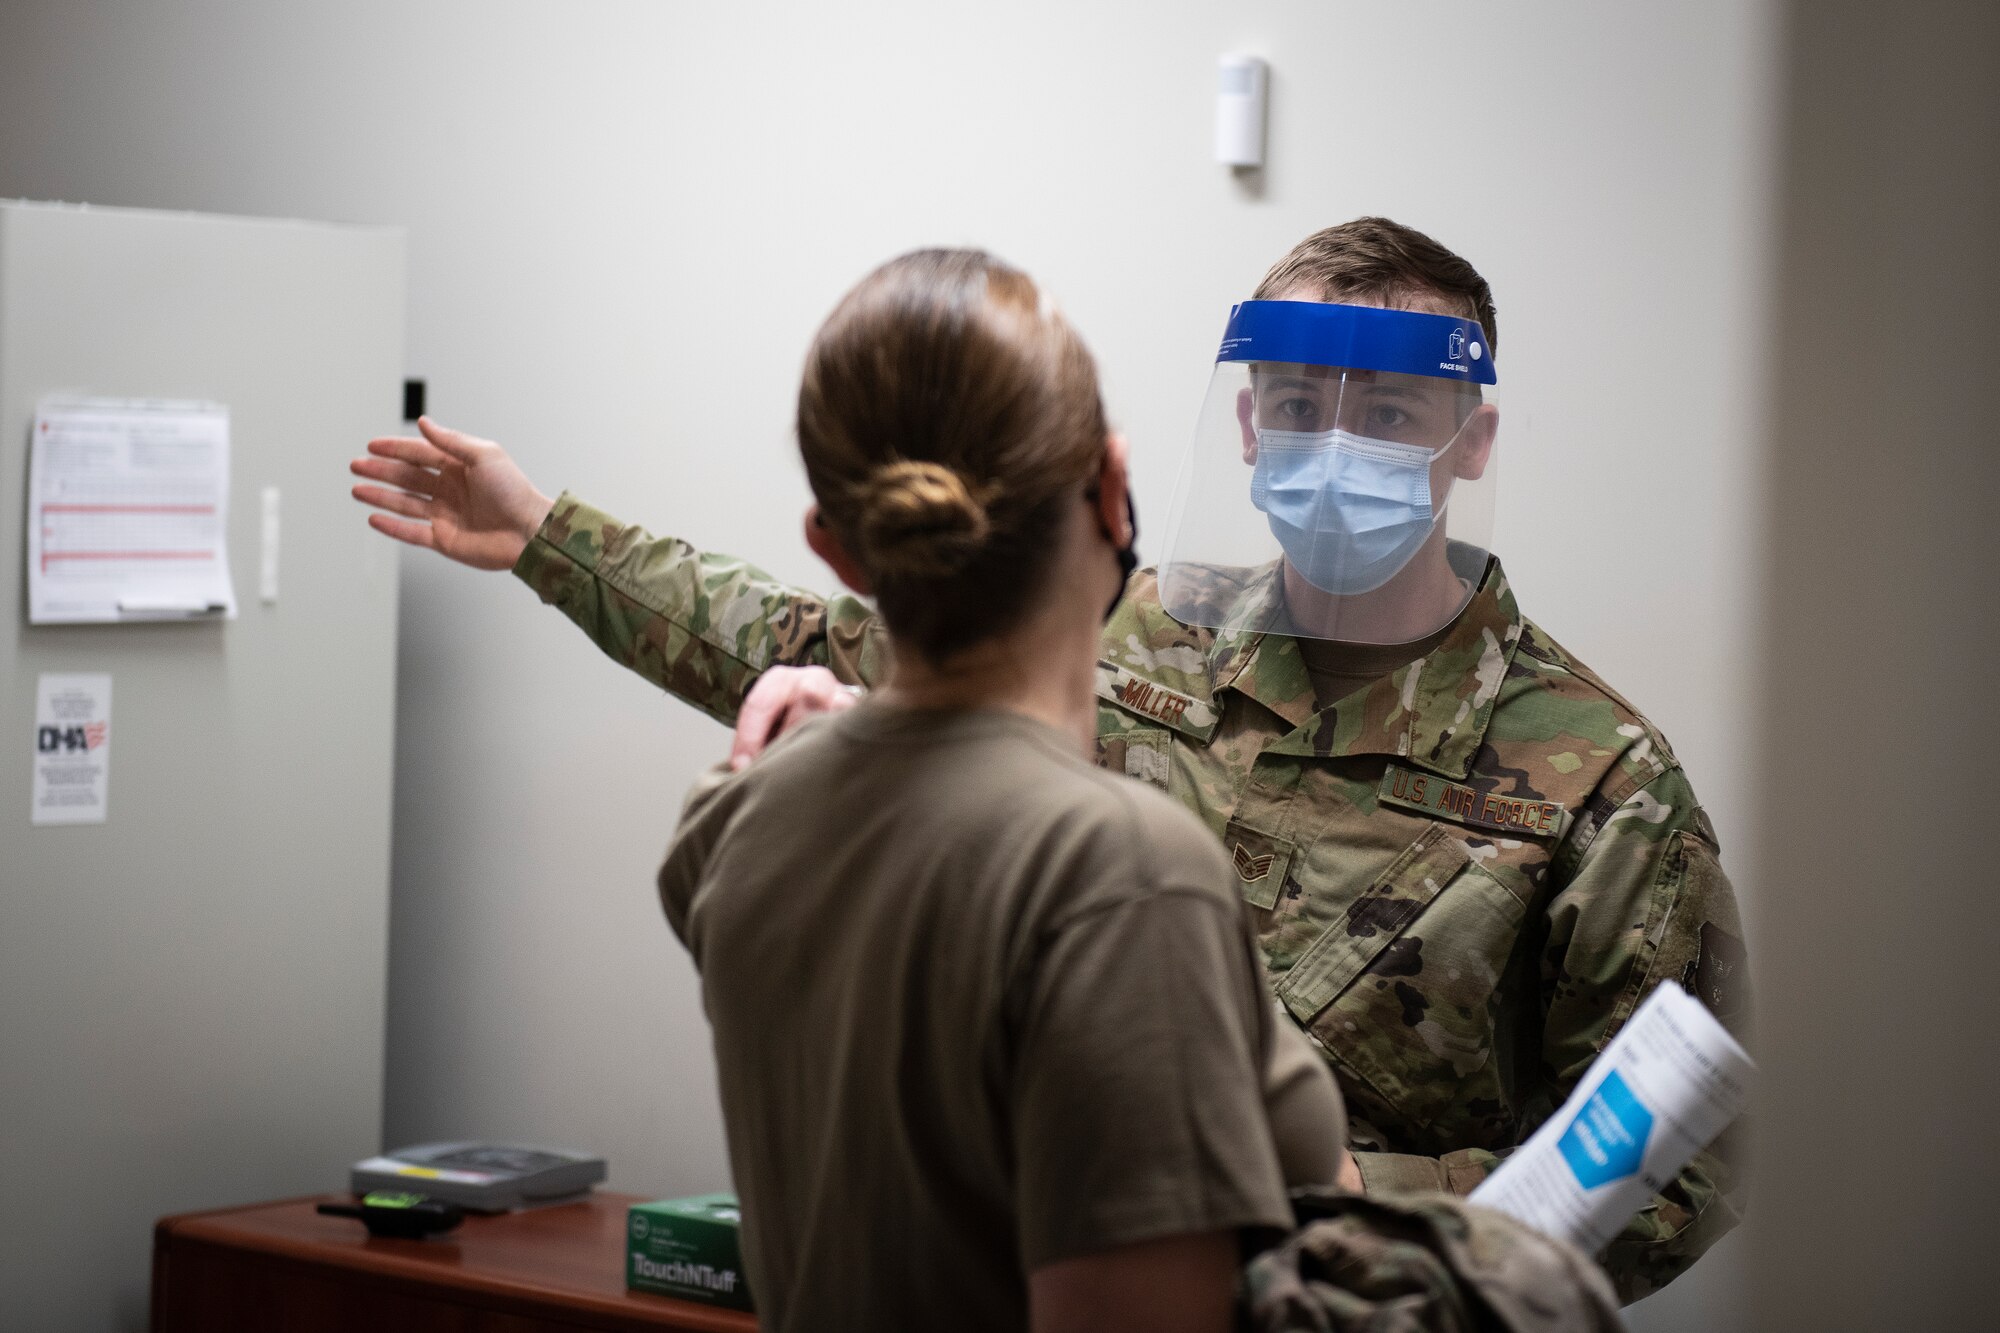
(351, 1142, 607, 1212)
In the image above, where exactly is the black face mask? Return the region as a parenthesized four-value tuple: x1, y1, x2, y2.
(1094, 489, 1140, 622)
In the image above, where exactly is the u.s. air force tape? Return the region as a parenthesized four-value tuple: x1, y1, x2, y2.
(1378, 764, 1568, 838)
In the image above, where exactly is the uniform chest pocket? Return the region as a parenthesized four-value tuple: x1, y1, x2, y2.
(1273, 827, 1529, 1141)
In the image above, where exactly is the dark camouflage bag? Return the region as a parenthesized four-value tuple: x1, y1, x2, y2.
(1241, 1190, 1624, 1332)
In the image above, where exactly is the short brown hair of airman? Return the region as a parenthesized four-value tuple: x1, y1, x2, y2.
(1255, 216, 1500, 353)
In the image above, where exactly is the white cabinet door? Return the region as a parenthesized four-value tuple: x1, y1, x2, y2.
(0, 201, 404, 1332)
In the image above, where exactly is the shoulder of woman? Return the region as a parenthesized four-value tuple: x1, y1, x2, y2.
(1062, 769, 1238, 908)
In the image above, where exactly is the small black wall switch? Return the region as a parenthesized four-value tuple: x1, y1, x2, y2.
(402, 379, 427, 422)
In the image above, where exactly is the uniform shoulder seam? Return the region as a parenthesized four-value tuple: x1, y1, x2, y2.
(1518, 617, 1681, 768)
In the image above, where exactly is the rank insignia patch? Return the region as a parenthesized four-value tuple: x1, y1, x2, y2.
(1232, 843, 1275, 883)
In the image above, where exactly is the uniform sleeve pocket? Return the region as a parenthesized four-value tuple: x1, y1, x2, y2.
(1095, 705, 1174, 793)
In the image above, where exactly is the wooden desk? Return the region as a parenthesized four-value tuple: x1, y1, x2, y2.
(152, 1191, 759, 1332)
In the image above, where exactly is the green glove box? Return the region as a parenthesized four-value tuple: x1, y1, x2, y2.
(626, 1193, 754, 1312)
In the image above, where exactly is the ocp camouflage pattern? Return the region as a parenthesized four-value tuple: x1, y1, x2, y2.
(514, 493, 1750, 1303)
(1241, 1189, 1624, 1331)
(517, 495, 889, 727)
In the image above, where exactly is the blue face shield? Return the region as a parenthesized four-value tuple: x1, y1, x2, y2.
(1157, 300, 1504, 645)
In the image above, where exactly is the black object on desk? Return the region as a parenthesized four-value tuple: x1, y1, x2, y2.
(317, 1190, 464, 1239)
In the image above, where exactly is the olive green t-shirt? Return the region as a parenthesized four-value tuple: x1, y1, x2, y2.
(1297, 624, 1455, 713)
(658, 703, 1344, 1333)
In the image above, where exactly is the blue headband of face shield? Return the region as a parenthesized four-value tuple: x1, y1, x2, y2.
(1215, 300, 1498, 386)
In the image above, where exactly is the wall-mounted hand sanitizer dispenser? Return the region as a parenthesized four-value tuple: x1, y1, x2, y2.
(1216, 54, 1268, 168)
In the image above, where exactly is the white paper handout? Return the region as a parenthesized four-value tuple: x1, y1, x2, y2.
(27, 398, 238, 623)
(1469, 983, 1753, 1255)
(32, 673, 113, 825)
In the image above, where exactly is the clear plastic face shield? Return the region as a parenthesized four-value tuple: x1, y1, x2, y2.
(1158, 301, 1502, 645)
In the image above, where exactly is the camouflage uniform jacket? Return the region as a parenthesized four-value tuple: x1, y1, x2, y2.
(514, 493, 1751, 1303)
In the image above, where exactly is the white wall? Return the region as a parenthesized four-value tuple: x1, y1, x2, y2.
(0, 4, 1776, 1327)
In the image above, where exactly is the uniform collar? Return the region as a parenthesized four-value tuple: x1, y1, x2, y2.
(1208, 554, 1524, 777)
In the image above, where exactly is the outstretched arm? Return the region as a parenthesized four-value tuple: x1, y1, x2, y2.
(350, 419, 888, 726)
(513, 493, 885, 726)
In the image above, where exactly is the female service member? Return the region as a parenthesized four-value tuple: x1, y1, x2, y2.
(653, 249, 1344, 1333)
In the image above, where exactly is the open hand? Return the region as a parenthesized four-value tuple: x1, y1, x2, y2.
(350, 417, 554, 571)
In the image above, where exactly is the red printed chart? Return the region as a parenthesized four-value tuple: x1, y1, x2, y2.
(27, 399, 239, 622)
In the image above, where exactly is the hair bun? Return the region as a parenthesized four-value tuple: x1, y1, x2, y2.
(853, 460, 993, 579)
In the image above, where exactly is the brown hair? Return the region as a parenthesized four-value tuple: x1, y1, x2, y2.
(797, 249, 1108, 664)
(1254, 217, 1499, 354)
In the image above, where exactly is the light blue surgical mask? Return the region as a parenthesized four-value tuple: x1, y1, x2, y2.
(1250, 427, 1455, 596)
